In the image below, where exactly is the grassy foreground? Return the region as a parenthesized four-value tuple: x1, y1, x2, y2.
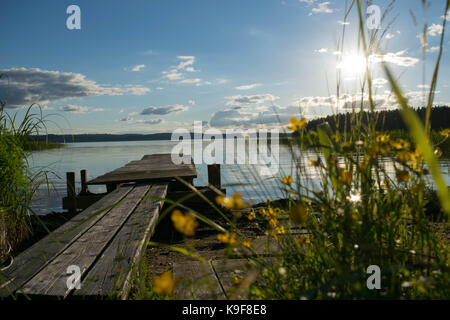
(0, 101, 50, 261)
(147, 0, 450, 300)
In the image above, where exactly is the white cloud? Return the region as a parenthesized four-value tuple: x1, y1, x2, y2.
(216, 78, 229, 85)
(385, 33, 395, 39)
(188, 99, 195, 105)
(140, 104, 188, 115)
(0, 68, 150, 108)
(369, 50, 419, 67)
(311, 2, 333, 14)
(428, 24, 443, 37)
(160, 55, 214, 86)
(315, 48, 328, 53)
(141, 49, 156, 56)
(131, 64, 145, 72)
(208, 89, 441, 129)
(373, 78, 388, 88)
(179, 78, 202, 84)
(59, 105, 104, 114)
(235, 83, 262, 90)
(427, 46, 440, 53)
(133, 119, 164, 125)
(299, 0, 315, 4)
(338, 20, 350, 25)
(225, 94, 279, 106)
(120, 117, 164, 125)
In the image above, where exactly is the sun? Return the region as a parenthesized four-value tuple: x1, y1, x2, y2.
(337, 54, 368, 77)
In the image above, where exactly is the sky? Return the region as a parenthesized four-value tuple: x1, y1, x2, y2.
(0, 0, 449, 134)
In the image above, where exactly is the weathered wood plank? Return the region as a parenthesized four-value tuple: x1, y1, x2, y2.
(18, 185, 151, 298)
(73, 182, 169, 298)
(0, 186, 134, 298)
(88, 170, 197, 185)
(141, 154, 193, 162)
(173, 260, 225, 300)
(87, 154, 197, 185)
(211, 259, 250, 299)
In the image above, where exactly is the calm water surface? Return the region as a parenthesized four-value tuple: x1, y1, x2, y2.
(27, 140, 450, 215)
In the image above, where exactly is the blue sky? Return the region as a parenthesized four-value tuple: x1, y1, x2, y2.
(0, 0, 449, 134)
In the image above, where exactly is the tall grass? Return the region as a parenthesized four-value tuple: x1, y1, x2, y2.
(241, 0, 450, 299)
(0, 92, 49, 261)
(151, 0, 450, 300)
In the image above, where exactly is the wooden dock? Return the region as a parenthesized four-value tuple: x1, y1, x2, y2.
(0, 153, 223, 299)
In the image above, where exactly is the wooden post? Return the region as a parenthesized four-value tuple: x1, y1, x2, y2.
(80, 169, 88, 194)
(66, 172, 76, 213)
(106, 183, 117, 193)
(207, 164, 221, 189)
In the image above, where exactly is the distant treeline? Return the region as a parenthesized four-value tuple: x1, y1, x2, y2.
(305, 106, 450, 132)
(31, 133, 174, 143)
(30, 132, 288, 143)
(30, 106, 450, 143)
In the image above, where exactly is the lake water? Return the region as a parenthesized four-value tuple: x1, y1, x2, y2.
(27, 140, 450, 215)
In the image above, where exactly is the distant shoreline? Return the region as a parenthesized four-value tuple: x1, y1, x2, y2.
(29, 132, 289, 144)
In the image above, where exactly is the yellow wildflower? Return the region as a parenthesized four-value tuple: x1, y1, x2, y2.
(269, 218, 278, 228)
(296, 236, 311, 248)
(270, 231, 280, 240)
(397, 150, 413, 163)
(248, 211, 256, 221)
(287, 117, 307, 131)
(339, 169, 352, 186)
(376, 133, 390, 143)
(434, 147, 443, 157)
(217, 232, 239, 246)
(389, 139, 405, 150)
(396, 170, 410, 183)
(290, 203, 308, 224)
(259, 207, 278, 218)
(410, 148, 423, 170)
(439, 128, 450, 138)
(282, 175, 293, 186)
(171, 210, 198, 236)
(233, 276, 243, 285)
(216, 193, 247, 210)
(153, 271, 176, 296)
(331, 134, 340, 142)
(276, 225, 286, 235)
(310, 159, 319, 167)
(242, 239, 252, 248)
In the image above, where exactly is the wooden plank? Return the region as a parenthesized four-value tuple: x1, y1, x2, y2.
(88, 170, 197, 185)
(173, 260, 225, 300)
(0, 186, 134, 298)
(18, 185, 151, 298)
(73, 182, 169, 298)
(87, 154, 197, 185)
(141, 154, 193, 162)
(211, 259, 250, 299)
